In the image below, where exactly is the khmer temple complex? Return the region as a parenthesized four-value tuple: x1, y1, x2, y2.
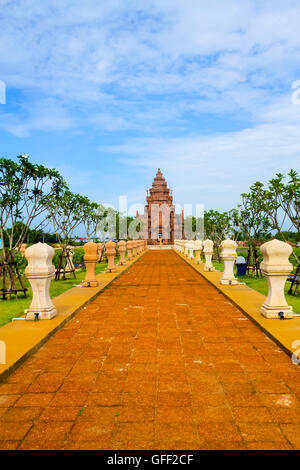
(136, 169, 184, 245)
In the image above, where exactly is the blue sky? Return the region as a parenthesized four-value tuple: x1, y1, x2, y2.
(0, 0, 300, 218)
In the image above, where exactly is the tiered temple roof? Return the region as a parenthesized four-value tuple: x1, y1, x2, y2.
(147, 168, 173, 206)
(136, 168, 184, 245)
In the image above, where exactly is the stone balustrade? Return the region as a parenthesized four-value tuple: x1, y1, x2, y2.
(184, 240, 189, 257)
(220, 238, 239, 285)
(106, 240, 117, 273)
(188, 240, 194, 260)
(118, 240, 127, 265)
(127, 240, 133, 261)
(194, 240, 202, 264)
(66, 245, 75, 273)
(83, 242, 98, 287)
(203, 239, 215, 272)
(24, 242, 57, 320)
(132, 241, 137, 257)
(260, 239, 294, 319)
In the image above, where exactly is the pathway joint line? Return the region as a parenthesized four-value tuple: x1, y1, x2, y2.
(174, 249, 300, 360)
(0, 252, 146, 383)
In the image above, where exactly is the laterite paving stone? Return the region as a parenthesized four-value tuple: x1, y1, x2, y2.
(0, 250, 299, 450)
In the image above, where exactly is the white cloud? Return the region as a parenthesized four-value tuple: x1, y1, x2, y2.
(102, 99, 300, 210)
(0, 0, 299, 213)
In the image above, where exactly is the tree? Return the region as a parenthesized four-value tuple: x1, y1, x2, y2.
(0, 154, 65, 259)
(232, 187, 271, 265)
(46, 190, 91, 245)
(202, 210, 235, 261)
(252, 170, 300, 263)
(82, 202, 106, 241)
(3, 221, 58, 246)
(204, 210, 235, 243)
(46, 190, 93, 279)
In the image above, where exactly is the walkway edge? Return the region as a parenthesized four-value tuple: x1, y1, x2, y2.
(175, 250, 300, 360)
(0, 252, 146, 383)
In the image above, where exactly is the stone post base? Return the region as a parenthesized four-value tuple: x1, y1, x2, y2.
(83, 280, 98, 287)
(260, 304, 294, 319)
(106, 267, 117, 273)
(25, 307, 57, 321)
(204, 266, 216, 272)
(220, 279, 240, 285)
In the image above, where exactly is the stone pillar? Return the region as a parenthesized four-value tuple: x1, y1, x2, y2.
(66, 245, 75, 272)
(118, 240, 126, 265)
(188, 240, 194, 260)
(83, 242, 98, 287)
(220, 238, 240, 285)
(194, 240, 202, 264)
(106, 240, 117, 272)
(184, 240, 189, 257)
(260, 239, 294, 319)
(127, 241, 132, 261)
(24, 242, 56, 320)
(220, 238, 239, 285)
(132, 241, 137, 257)
(203, 239, 215, 272)
(97, 243, 103, 261)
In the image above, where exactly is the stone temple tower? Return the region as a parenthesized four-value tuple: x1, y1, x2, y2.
(136, 169, 184, 245)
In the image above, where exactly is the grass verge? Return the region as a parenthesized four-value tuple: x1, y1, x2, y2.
(211, 259, 300, 315)
(0, 261, 111, 327)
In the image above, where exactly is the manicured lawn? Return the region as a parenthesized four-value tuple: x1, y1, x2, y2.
(0, 261, 110, 328)
(211, 259, 300, 315)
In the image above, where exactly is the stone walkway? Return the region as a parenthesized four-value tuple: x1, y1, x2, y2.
(0, 250, 300, 450)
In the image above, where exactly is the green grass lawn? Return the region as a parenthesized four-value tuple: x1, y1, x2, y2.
(211, 259, 300, 315)
(0, 261, 110, 328)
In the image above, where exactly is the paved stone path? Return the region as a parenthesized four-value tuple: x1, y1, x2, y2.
(0, 250, 300, 450)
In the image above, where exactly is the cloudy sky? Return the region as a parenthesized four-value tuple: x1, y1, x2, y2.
(0, 0, 300, 216)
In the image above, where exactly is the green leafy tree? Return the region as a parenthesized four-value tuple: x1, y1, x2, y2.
(46, 190, 92, 245)
(232, 188, 271, 265)
(0, 154, 65, 260)
(82, 202, 106, 241)
(204, 210, 235, 242)
(252, 170, 300, 263)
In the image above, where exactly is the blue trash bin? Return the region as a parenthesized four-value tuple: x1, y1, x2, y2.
(236, 263, 247, 276)
(236, 256, 247, 276)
